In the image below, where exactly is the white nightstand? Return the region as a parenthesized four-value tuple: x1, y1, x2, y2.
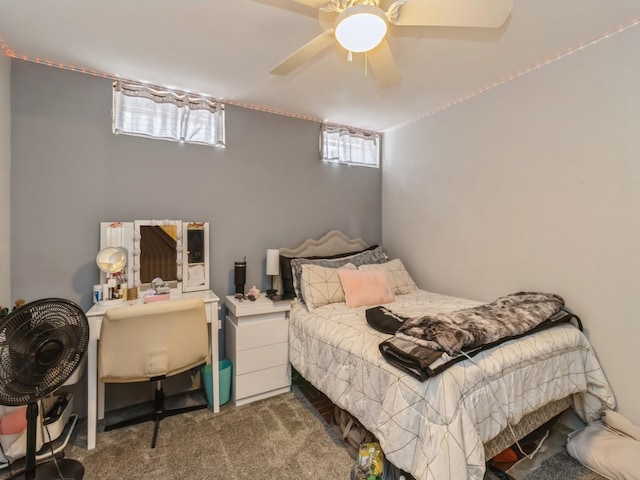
(224, 293, 292, 406)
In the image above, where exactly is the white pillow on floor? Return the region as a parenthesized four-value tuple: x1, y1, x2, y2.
(566, 414, 640, 480)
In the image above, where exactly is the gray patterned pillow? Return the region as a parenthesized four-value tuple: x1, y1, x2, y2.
(290, 246, 388, 303)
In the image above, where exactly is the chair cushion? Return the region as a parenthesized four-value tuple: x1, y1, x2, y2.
(99, 298, 208, 382)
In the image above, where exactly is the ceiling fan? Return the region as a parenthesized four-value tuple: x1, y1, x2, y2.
(264, 0, 513, 88)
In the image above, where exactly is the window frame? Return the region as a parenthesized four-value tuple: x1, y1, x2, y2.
(112, 81, 225, 148)
(320, 123, 380, 168)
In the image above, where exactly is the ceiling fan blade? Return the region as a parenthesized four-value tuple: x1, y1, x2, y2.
(270, 29, 335, 76)
(390, 0, 513, 28)
(367, 39, 401, 89)
(289, 0, 332, 8)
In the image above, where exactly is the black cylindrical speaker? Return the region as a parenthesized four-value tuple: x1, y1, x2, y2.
(234, 260, 246, 295)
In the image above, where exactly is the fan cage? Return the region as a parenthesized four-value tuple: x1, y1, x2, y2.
(0, 298, 89, 406)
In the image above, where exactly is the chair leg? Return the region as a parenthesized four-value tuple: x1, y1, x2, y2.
(150, 385, 165, 448)
(104, 381, 165, 440)
(104, 380, 208, 448)
(151, 416, 161, 449)
(104, 412, 154, 431)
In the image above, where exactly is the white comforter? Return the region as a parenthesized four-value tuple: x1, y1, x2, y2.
(289, 290, 615, 479)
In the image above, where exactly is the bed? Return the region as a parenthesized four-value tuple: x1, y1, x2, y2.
(279, 230, 615, 480)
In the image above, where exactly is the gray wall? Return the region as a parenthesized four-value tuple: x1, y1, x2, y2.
(10, 59, 381, 410)
(11, 59, 381, 307)
(0, 56, 9, 308)
(383, 27, 640, 424)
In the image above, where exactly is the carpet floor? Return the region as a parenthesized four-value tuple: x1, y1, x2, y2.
(0, 388, 605, 480)
(1, 389, 353, 480)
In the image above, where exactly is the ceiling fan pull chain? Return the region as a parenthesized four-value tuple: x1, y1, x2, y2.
(365, 51, 368, 77)
(347, 50, 353, 63)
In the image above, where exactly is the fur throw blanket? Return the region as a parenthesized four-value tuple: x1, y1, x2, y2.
(395, 292, 565, 356)
(377, 292, 573, 380)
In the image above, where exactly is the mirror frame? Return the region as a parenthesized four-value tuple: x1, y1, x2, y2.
(182, 221, 210, 292)
(99, 220, 210, 294)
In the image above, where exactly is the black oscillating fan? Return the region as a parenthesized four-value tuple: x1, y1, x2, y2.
(0, 298, 89, 480)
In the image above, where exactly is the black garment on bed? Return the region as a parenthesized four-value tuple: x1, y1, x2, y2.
(366, 306, 407, 334)
(373, 292, 582, 381)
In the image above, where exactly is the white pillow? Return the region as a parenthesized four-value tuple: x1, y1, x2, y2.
(359, 259, 418, 295)
(567, 418, 640, 479)
(602, 410, 640, 441)
(300, 263, 357, 311)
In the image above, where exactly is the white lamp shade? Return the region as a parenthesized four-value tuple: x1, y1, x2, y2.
(335, 4, 388, 53)
(266, 249, 280, 276)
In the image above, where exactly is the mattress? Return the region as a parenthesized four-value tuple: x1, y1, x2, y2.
(289, 289, 615, 480)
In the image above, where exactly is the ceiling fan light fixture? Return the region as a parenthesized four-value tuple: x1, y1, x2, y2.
(334, 4, 388, 53)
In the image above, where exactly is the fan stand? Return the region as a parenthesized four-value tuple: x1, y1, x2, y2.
(6, 402, 84, 480)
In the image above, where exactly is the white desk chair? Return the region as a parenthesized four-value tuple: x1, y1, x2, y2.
(98, 298, 209, 448)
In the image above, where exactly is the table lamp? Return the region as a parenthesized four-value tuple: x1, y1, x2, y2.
(266, 249, 279, 298)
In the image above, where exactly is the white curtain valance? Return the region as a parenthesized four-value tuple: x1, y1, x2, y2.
(112, 81, 225, 147)
(320, 124, 379, 167)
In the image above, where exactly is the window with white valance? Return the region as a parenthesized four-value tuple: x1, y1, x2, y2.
(320, 124, 380, 168)
(112, 81, 225, 147)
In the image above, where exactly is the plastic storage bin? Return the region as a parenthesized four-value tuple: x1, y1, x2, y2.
(201, 360, 232, 407)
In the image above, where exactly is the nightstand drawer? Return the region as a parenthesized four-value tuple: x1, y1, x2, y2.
(235, 364, 290, 400)
(225, 293, 292, 405)
(235, 342, 288, 375)
(235, 317, 288, 351)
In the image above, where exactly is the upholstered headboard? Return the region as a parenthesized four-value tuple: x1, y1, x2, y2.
(276, 230, 369, 297)
(279, 230, 368, 258)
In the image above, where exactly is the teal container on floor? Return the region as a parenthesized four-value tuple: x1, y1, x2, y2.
(201, 360, 232, 407)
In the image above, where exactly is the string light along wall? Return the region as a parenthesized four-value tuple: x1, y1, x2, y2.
(3, 14, 640, 133)
(392, 16, 640, 130)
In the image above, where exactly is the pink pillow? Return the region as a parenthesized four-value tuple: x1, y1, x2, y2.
(337, 269, 395, 308)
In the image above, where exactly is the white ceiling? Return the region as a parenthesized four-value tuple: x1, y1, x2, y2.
(1, 0, 639, 132)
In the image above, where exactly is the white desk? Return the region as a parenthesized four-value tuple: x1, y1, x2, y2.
(84, 290, 221, 450)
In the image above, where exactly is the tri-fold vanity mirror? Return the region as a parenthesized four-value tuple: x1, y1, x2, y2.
(99, 220, 210, 294)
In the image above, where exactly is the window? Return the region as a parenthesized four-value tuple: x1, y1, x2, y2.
(320, 124, 380, 168)
(112, 81, 225, 147)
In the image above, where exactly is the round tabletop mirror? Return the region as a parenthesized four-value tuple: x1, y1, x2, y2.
(96, 247, 126, 274)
